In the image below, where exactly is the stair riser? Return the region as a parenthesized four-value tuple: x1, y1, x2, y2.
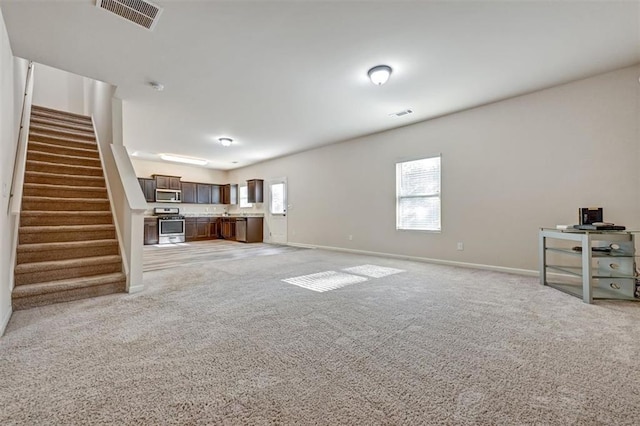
(23, 186, 108, 199)
(27, 151, 101, 168)
(15, 262, 122, 286)
(20, 215, 113, 226)
(29, 133, 97, 151)
(30, 117, 94, 133)
(19, 229, 116, 244)
(30, 125, 95, 142)
(17, 244, 119, 264)
(27, 142, 99, 159)
(26, 161, 103, 177)
(21, 199, 110, 211)
(24, 172, 105, 188)
(12, 280, 126, 310)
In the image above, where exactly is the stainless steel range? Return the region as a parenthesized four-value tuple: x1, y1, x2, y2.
(154, 207, 185, 244)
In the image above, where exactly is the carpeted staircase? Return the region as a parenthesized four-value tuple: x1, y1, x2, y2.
(12, 105, 126, 310)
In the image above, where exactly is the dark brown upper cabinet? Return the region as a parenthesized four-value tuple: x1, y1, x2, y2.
(247, 179, 264, 203)
(138, 178, 156, 202)
(197, 183, 211, 204)
(222, 184, 238, 205)
(153, 174, 181, 190)
(181, 182, 197, 204)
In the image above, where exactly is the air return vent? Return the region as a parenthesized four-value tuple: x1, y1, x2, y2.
(389, 109, 413, 118)
(96, 0, 163, 30)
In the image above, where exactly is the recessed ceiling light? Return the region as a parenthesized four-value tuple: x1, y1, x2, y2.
(368, 65, 392, 85)
(159, 153, 207, 166)
(232, 161, 238, 164)
(219, 137, 233, 147)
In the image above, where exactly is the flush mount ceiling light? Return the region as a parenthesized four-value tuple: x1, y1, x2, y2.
(219, 137, 233, 147)
(368, 65, 392, 85)
(159, 154, 208, 166)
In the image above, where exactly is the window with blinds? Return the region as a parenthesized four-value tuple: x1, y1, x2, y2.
(396, 156, 441, 231)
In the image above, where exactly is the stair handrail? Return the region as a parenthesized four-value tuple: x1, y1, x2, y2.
(8, 61, 35, 216)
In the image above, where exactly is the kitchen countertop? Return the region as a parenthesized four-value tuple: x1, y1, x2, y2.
(145, 214, 264, 218)
(182, 213, 264, 218)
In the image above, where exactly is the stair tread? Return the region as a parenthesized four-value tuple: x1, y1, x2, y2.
(20, 224, 115, 232)
(25, 170, 104, 180)
(28, 140, 99, 155)
(21, 210, 111, 216)
(31, 105, 92, 120)
(17, 239, 118, 252)
(22, 196, 109, 203)
(31, 116, 94, 129)
(23, 183, 106, 191)
(12, 272, 126, 298)
(26, 160, 102, 171)
(30, 122, 95, 136)
(29, 131, 97, 146)
(15, 254, 122, 273)
(27, 150, 101, 164)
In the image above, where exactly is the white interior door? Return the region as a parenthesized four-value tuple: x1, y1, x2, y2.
(267, 178, 287, 244)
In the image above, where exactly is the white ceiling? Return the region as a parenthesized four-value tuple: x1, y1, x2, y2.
(2, 1, 639, 170)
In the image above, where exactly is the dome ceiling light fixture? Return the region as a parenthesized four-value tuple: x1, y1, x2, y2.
(368, 65, 392, 85)
(219, 137, 233, 147)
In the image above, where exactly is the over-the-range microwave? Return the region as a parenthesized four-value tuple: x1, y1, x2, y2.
(155, 189, 181, 203)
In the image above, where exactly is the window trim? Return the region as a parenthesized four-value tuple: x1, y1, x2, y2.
(395, 155, 442, 233)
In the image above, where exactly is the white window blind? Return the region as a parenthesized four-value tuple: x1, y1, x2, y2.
(239, 185, 252, 208)
(396, 156, 441, 231)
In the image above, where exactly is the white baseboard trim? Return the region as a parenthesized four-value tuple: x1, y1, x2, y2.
(1, 306, 13, 337)
(128, 284, 145, 294)
(286, 242, 538, 277)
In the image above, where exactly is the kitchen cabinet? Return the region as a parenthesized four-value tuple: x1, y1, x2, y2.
(209, 218, 220, 238)
(246, 217, 263, 242)
(138, 178, 156, 202)
(235, 217, 263, 243)
(197, 184, 211, 204)
(222, 184, 238, 205)
(196, 218, 210, 239)
(211, 185, 222, 204)
(247, 179, 264, 203)
(181, 182, 197, 204)
(153, 175, 181, 190)
(185, 218, 197, 241)
(143, 217, 159, 245)
(220, 217, 236, 240)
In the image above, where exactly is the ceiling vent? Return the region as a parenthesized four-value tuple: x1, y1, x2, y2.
(389, 109, 413, 118)
(96, 0, 163, 31)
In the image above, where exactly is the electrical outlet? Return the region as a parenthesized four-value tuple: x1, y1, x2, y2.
(348, 234, 353, 241)
(2, 183, 7, 198)
(457, 242, 464, 251)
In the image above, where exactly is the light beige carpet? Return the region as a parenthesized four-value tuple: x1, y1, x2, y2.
(1, 248, 640, 424)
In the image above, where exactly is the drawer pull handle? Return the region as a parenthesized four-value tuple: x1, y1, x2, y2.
(610, 282, 621, 290)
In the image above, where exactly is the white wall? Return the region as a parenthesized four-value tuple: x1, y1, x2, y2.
(228, 65, 640, 272)
(131, 158, 227, 183)
(32, 63, 84, 114)
(0, 8, 28, 334)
